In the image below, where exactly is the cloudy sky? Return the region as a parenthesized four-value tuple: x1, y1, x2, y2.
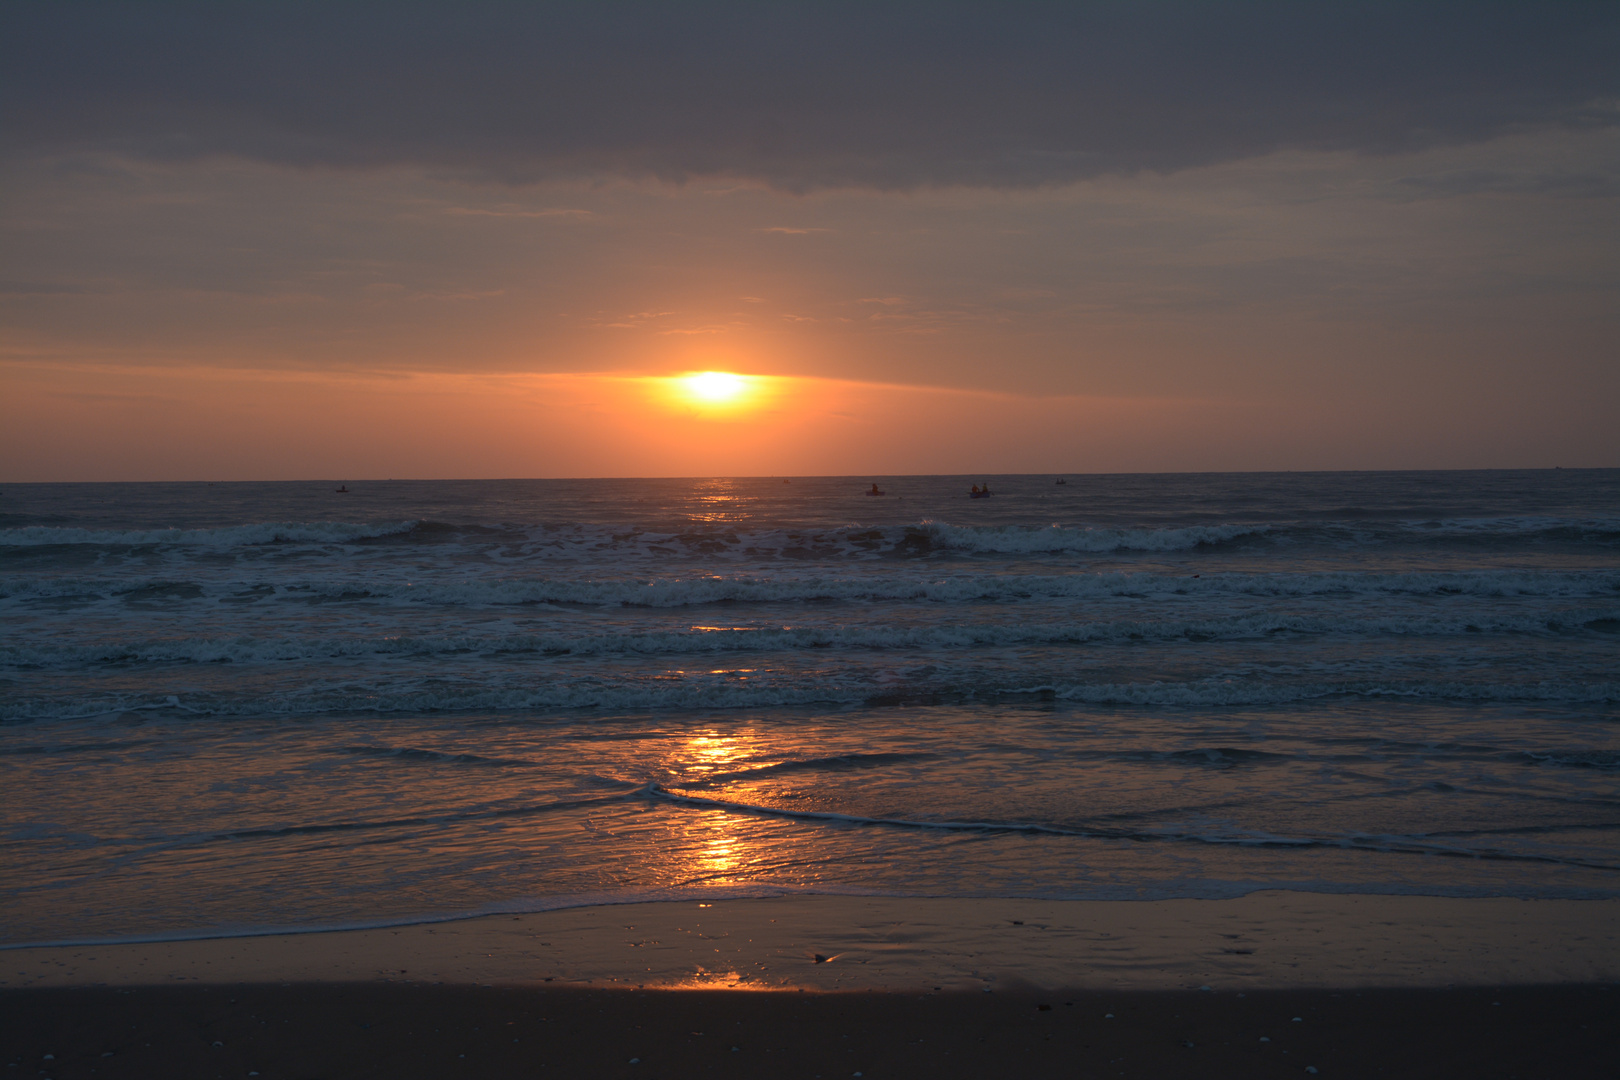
(2, 2, 1616, 479)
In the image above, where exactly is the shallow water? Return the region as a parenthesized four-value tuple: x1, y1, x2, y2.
(3, 471, 1618, 945)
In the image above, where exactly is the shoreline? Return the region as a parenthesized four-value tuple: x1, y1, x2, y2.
(7, 891, 1618, 992)
(9, 892, 1615, 1077)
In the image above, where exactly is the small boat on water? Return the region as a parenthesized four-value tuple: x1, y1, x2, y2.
(969, 484, 993, 498)
(1055, 479, 1067, 485)
(865, 483, 885, 496)
(335, 485, 349, 493)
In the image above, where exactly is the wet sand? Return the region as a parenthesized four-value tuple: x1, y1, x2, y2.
(3, 893, 1617, 1078)
(7, 892, 1618, 991)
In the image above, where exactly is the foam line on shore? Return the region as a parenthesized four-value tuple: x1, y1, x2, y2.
(644, 785, 1620, 871)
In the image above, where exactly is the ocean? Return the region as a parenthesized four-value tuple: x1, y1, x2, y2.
(3, 471, 1618, 947)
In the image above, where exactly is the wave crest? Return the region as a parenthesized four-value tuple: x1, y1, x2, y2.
(0, 520, 419, 549)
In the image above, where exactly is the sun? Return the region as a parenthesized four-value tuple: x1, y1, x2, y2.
(681, 371, 748, 403)
(653, 369, 770, 417)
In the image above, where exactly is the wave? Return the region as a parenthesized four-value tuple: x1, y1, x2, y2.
(641, 786, 1620, 871)
(1068, 747, 1293, 767)
(1508, 750, 1620, 770)
(6, 568, 1617, 609)
(680, 751, 937, 787)
(7, 605, 1618, 669)
(11, 762, 1612, 926)
(210, 792, 630, 843)
(337, 744, 541, 768)
(1050, 680, 1620, 707)
(0, 517, 1267, 563)
(5, 514, 1618, 560)
(667, 745, 1308, 787)
(0, 790, 646, 877)
(6, 674, 1619, 724)
(0, 520, 419, 549)
(916, 521, 1269, 553)
(1392, 516, 1620, 539)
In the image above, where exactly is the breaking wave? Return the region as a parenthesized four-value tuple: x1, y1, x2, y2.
(641, 786, 1620, 871)
(0, 520, 419, 549)
(6, 568, 1616, 607)
(6, 604, 1618, 669)
(6, 674, 1618, 724)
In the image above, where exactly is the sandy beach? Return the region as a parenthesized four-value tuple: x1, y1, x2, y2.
(4, 892, 1617, 1078)
(7, 892, 1619, 992)
(6, 981, 1616, 1079)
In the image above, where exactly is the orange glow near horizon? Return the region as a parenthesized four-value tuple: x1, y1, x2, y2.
(4, 358, 1509, 481)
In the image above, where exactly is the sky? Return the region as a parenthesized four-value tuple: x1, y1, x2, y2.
(2, 1, 1617, 480)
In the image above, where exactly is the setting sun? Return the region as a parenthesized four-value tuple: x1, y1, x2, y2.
(682, 371, 748, 403)
(654, 370, 776, 418)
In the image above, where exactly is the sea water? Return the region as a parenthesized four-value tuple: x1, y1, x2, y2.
(2, 471, 1617, 945)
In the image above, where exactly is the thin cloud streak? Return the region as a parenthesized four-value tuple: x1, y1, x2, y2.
(444, 207, 593, 219)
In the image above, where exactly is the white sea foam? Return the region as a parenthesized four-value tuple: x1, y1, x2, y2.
(6, 568, 1615, 607)
(2, 516, 1265, 558)
(916, 520, 1270, 553)
(6, 604, 1616, 669)
(244, 566, 1620, 606)
(5, 515, 1616, 573)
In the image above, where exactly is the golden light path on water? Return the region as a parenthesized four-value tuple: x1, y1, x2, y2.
(656, 729, 775, 988)
(688, 477, 754, 523)
(680, 731, 753, 883)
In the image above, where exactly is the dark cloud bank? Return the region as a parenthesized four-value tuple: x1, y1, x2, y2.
(4, 2, 1617, 190)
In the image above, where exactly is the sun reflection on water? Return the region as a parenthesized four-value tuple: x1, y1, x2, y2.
(683, 731, 742, 774)
(687, 477, 757, 523)
(663, 730, 773, 885)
